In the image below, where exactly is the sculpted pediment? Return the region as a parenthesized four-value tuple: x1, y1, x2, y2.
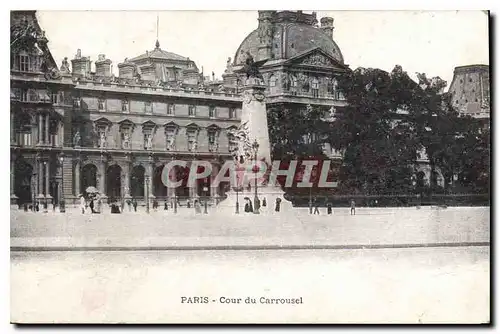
(285, 48, 348, 70)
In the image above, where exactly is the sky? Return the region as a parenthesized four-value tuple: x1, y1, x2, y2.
(36, 10, 489, 88)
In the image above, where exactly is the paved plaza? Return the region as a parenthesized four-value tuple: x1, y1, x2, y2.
(11, 206, 490, 249)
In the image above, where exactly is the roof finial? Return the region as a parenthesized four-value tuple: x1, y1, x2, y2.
(155, 13, 160, 49)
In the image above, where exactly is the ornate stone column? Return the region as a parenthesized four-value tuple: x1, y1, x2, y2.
(38, 113, 43, 145)
(98, 155, 108, 203)
(45, 114, 50, 146)
(123, 156, 131, 200)
(188, 161, 196, 199)
(145, 157, 155, 200)
(167, 164, 177, 198)
(74, 158, 81, 196)
(10, 112, 15, 144)
(45, 159, 52, 204)
(10, 157, 18, 206)
(210, 163, 219, 203)
(37, 158, 44, 199)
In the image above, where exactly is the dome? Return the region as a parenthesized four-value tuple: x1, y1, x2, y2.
(233, 13, 344, 65)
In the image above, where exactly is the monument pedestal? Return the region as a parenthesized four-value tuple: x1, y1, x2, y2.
(216, 185, 293, 216)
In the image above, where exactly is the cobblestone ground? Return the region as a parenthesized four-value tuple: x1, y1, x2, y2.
(11, 247, 490, 323)
(10, 206, 490, 248)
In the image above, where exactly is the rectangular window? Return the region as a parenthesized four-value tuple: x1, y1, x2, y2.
(51, 91, 58, 104)
(208, 132, 216, 144)
(209, 106, 216, 118)
(20, 89, 28, 102)
(228, 134, 238, 153)
(98, 98, 105, 111)
(19, 55, 29, 72)
(30, 56, 40, 72)
(18, 132, 32, 147)
(188, 105, 196, 117)
(122, 99, 129, 112)
(167, 104, 175, 115)
(312, 88, 319, 98)
(229, 108, 235, 119)
(73, 98, 81, 108)
(145, 101, 153, 113)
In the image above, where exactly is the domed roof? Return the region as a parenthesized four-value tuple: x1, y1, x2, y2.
(130, 40, 188, 62)
(233, 22, 344, 65)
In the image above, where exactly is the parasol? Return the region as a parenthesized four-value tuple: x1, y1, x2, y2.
(85, 186, 99, 193)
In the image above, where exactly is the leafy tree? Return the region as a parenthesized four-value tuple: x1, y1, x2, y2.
(329, 66, 420, 195)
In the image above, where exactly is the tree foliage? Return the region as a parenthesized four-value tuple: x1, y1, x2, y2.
(266, 65, 490, 197)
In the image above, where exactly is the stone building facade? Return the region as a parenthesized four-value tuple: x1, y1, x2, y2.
(13, 10, 467, 207)
(10, 11, 242, 206)
(448, 64, 490, 121)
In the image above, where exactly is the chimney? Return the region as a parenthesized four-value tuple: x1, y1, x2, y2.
(117, 58, 136, 79)
(71, 49, 91, 76)
(320, 17, 334, 37)
(95, 54, 112, 77)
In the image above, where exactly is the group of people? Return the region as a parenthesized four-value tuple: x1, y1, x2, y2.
(79, 195, 103, 214)
(310, 198, 357, 215)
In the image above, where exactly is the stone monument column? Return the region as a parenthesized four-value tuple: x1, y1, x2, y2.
(215, 55, 293, 214)
(240, 79, 272, 164)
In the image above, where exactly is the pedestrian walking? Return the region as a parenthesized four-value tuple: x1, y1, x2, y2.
(80, 195, 86, 214)
(313, 197, 320, 215)
(133, 198, 138, 212)
(164, 201, 168, 211)
(327, 201, 333, 215)
(89, 199, 95, 214)
(275, 197, 281, 212)
(350, 199, 356, 215)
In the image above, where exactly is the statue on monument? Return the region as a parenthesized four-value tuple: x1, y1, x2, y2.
(241, 52, 265, 84)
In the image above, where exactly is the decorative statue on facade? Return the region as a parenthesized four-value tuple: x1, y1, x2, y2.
(60, 57, 70, 74)
(225, 57, 233, 73)
(166, 136, 175, 151)
(99, 131, 106, 148)
(209, 139, 219, 152)
(146, 134, 153, 150)
(281, 72, 290, 90)
(73, 131, 81, 147)
(189, 139, 198, 152)
(122, 133, 130, 149)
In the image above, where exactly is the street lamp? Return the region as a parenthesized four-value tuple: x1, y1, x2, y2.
(203, 178, 209, 214)
(252, 139, 260, 214)
(59, 154, 65, 212)
(145, 175, 150, 214)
